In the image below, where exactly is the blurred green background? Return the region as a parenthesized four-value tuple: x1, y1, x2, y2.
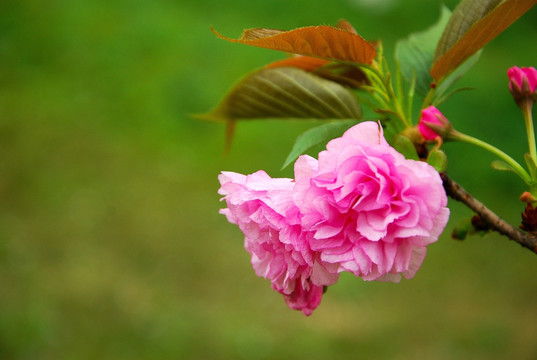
(1, 0, 537, 359)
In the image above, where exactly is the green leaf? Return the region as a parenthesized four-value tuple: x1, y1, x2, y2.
(199, 67, 362, 149)
(434, 86, 475, 106)
(395, 6, 451, 96)
(431, 0, 537, 80)
(433, 51, 481, 104)
(392, 134, 419, 161)
(524, 153, 537, 180)
(427, 149, 447, 172)
(451, 215, 490, 240)
(281, 120, 357, 169)
(201, 67, 362, 122)
(451, 217, 472, 240)
(491, 159, 517, 172)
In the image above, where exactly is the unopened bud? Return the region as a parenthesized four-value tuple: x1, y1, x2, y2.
(520, 191, 536, 204)
(507, 66, 537, 107)
(417, 106, 452, 142)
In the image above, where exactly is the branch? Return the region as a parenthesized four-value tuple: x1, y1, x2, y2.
(441, 173, 537, 254)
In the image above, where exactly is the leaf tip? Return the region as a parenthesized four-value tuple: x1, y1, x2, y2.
(335, 19, 358, 34)
(191, 111, 224, 123)
(210, 25, 232, 41)
(281, 154, 295, 171)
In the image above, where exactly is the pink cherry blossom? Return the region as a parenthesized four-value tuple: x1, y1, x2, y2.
(293, 122, 449, 282)
(218, 121, 450, 315)
(418, 106, 449, 141)
(218, 171, 338, 316)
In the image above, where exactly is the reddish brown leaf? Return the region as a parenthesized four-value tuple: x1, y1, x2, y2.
(431, 0, 537, 81)
(434, 0, 502, 62)
(262, 20, 365, 74)
(211, 25, 377, 64)
(335, 19, 358, 34)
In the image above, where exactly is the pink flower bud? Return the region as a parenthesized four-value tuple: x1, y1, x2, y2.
(507, 66, 537, 106)
(418, 106, 450, 141)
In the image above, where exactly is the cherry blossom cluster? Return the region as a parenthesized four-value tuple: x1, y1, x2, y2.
(218, 122, 449, 315)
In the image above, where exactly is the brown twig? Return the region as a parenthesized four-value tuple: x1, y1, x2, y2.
(441, 173, 537, 254)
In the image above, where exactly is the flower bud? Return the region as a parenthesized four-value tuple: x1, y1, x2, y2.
(507, 66, 537, 107)
(418, 106, 452, 141)
(520, 191, 537, 204)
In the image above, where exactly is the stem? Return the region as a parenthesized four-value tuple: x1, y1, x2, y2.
(522, 100, 537, 164)
(386, 77, 409, 127)
(442, 173, 537, 255)
(452, 131, 531, 185)
(406, 72, 416, 123)
(422, 86, 437, 109)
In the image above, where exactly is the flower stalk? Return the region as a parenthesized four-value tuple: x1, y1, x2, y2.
(522, 100, 537, 165)
(449, 130, 532, 185)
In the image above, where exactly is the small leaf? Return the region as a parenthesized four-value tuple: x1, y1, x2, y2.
(434, 86, 475, 106)
(452, 215, 490, 240)
(427, 149, 447, 172)
(431, 0, 537, 80)
(524, 153, 537, 180)
(282, 120, 357, 169)
(202, 67, 362, 122)
(392, 134, 419, 161)
(395, 6, 451, 96)
(491, 158, 533, 185)
(433, 52, 480, 104)
(211, 25, 377, 64)
(452, 217, 472, 240)
(491, 159, 516, 172)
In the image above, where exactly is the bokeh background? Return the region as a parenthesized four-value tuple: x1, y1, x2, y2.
(1, 0, 537, 359)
